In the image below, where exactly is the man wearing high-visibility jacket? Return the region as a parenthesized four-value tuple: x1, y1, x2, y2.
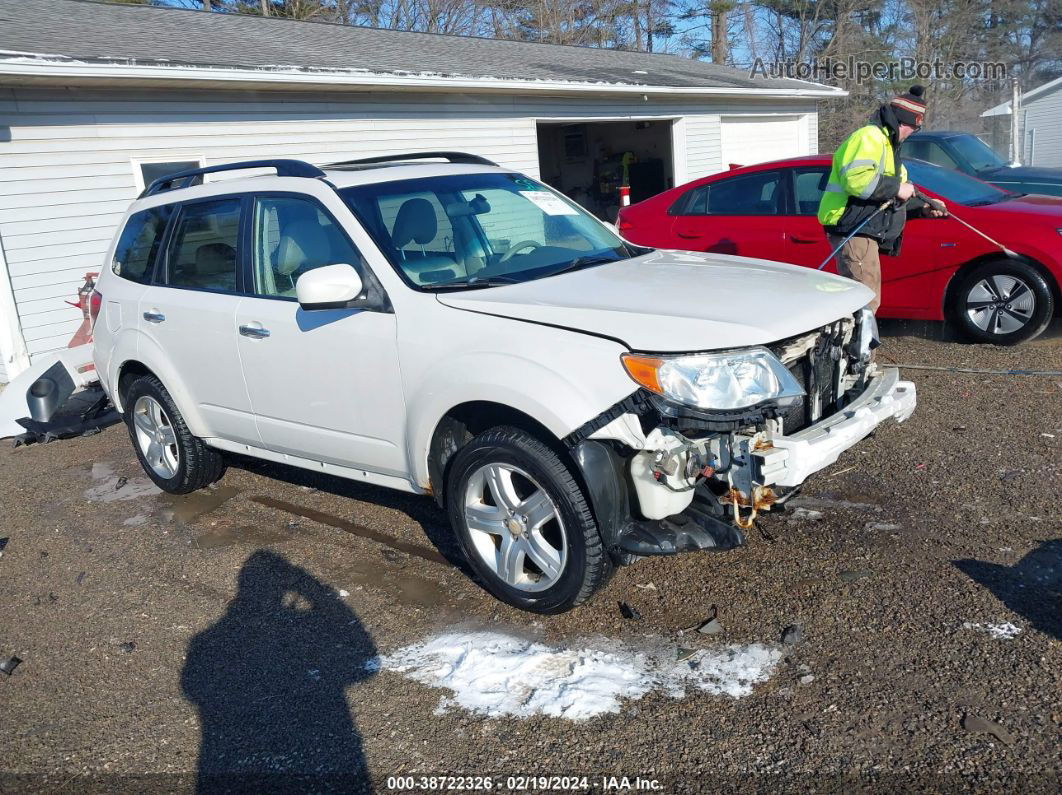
(818, 85, 947, 311)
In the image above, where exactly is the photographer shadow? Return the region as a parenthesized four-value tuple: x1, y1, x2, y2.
(181, 550, 377, 792)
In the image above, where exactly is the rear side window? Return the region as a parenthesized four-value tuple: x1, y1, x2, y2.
(111, 206, 172, 284)
(672, 171, 783, 216)
(792, 168, 829, 215)
(165, 198, 241, 293)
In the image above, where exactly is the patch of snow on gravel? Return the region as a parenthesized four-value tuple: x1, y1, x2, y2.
(963, 621, 1023, 639)
(377, 630, 781, 720)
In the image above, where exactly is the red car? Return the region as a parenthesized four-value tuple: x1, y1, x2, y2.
(618, 155, 1062, 344)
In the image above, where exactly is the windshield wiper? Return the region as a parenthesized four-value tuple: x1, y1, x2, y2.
(419, 274, 523, 290)
(545, 254, 624, 279)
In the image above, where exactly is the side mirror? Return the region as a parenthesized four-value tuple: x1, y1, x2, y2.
(295, 264, 364, 310)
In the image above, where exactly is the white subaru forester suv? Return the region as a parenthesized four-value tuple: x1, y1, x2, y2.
(92, 153, 916, 613)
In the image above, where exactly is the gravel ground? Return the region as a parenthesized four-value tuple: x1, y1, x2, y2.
(0, 322, 1059, 793)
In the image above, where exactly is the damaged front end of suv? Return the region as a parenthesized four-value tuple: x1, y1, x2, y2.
(567, 308, 916, 561)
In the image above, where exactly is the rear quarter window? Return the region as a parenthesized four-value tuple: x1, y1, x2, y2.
(112, 206, 172, 284)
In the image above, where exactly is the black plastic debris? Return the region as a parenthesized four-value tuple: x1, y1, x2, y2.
(618, 601, 642, 620)
(0, 656, 22, 675)
(119, 642, 136, 654)
(697, 618, 723, 635)
(115, 476, 128, 491)
(0, 537, 8, 556)
(12, 387, 120, 447)
(781, 624, 804, 645)
(694, 604, 722, 634)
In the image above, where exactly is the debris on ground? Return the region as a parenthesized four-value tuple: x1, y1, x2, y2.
(865, 522, 902, 531)
(634, 582, 657, 591)
(962, 621, 1022, 640)
(0, 537, 8, 557)
(697, 618, 723, 635)
(0, 655, 22, 675)
(788, 507, 823, 522)
(781, 624, 804, 645)
(694, 605, 722, 635)
(839, 569, 873, 583)
(118, 642, 136, 654)
(618, 601, 642, 620)
(114, 476, 128, 491)
(799, 674, 815, 684)
(676, 648, 698, 663)
(962, 713, 1015, 745)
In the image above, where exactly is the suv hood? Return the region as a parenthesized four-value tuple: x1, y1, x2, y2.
(436, 250, 872, 352)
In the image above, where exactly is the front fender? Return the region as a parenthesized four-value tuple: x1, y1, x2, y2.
(406, 350, 633, 489)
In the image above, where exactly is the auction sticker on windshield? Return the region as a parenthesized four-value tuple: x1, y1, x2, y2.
(520, 191, 579, 216)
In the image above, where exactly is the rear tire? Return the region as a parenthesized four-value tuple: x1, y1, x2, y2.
(123, 374, 224, 494)
(446, 426, 611, 613)
(949, 260, 1054, 345)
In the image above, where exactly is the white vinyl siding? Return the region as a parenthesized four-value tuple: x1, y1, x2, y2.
(0, 85, 818, 380)
(1023, 86, 1062, 168)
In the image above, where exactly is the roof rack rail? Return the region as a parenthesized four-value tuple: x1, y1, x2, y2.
(140, 159, 325, 198)
(327, 152, 499, 168)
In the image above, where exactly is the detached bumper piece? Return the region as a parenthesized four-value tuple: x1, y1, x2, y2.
(616, 491, 747, 556)
(12, 386, 119, 446)
(766, 367, 916, 488)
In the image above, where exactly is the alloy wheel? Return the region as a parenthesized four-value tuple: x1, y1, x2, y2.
(463, 463, 567, 592)
(132, 395, 180, 479)
(965, 274, 1036, 335)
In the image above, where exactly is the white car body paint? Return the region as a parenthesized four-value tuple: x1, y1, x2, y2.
(86, 160, 916, 520)
(437, 250, 874, 352)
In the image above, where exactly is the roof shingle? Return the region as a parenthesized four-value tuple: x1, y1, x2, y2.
(0, 0, 836, 92)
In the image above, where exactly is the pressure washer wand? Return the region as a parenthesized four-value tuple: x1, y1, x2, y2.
(944, 211, 1020, 259)
(816, 201, 893, 271)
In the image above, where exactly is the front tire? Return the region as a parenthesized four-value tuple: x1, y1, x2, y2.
(950, 260, 1054, 345)
(446, 426, 611, 613)
(123, 374, 224, 494)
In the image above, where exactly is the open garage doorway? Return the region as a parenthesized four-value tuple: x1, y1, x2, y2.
(537, 120, 674, 220)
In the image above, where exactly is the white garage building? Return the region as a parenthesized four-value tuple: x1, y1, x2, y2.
(0, 0, 842, 382)
(982, 75, 1062, 168)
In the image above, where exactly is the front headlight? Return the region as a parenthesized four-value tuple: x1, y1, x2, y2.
(621, 347, 805, 411)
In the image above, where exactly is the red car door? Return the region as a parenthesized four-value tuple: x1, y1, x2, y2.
(783, 165, 958, 318)
(668, 169, 787, 259)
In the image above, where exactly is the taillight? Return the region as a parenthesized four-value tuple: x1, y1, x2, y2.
(89, 290, 102, 327)
(618, 216, 634, 232)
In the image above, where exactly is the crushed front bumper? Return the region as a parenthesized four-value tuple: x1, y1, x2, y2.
(765, 367, 916, 488)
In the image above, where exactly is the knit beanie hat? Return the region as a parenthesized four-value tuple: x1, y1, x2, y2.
(890, 85, 927, 127)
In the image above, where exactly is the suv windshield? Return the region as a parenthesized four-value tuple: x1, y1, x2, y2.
(340, 173, 632, 289)
(949, 134, 1007, 172)
(905, 159, 1010, 206)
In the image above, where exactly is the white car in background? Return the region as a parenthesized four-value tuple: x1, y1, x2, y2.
(91, 153, 916, 613)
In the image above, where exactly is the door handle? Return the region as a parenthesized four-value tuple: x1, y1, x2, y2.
(239, 324, 270, 339)
(142, 311, 165, 323)
(790, 236, 820, 244)
(676, 231, 704, 240)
